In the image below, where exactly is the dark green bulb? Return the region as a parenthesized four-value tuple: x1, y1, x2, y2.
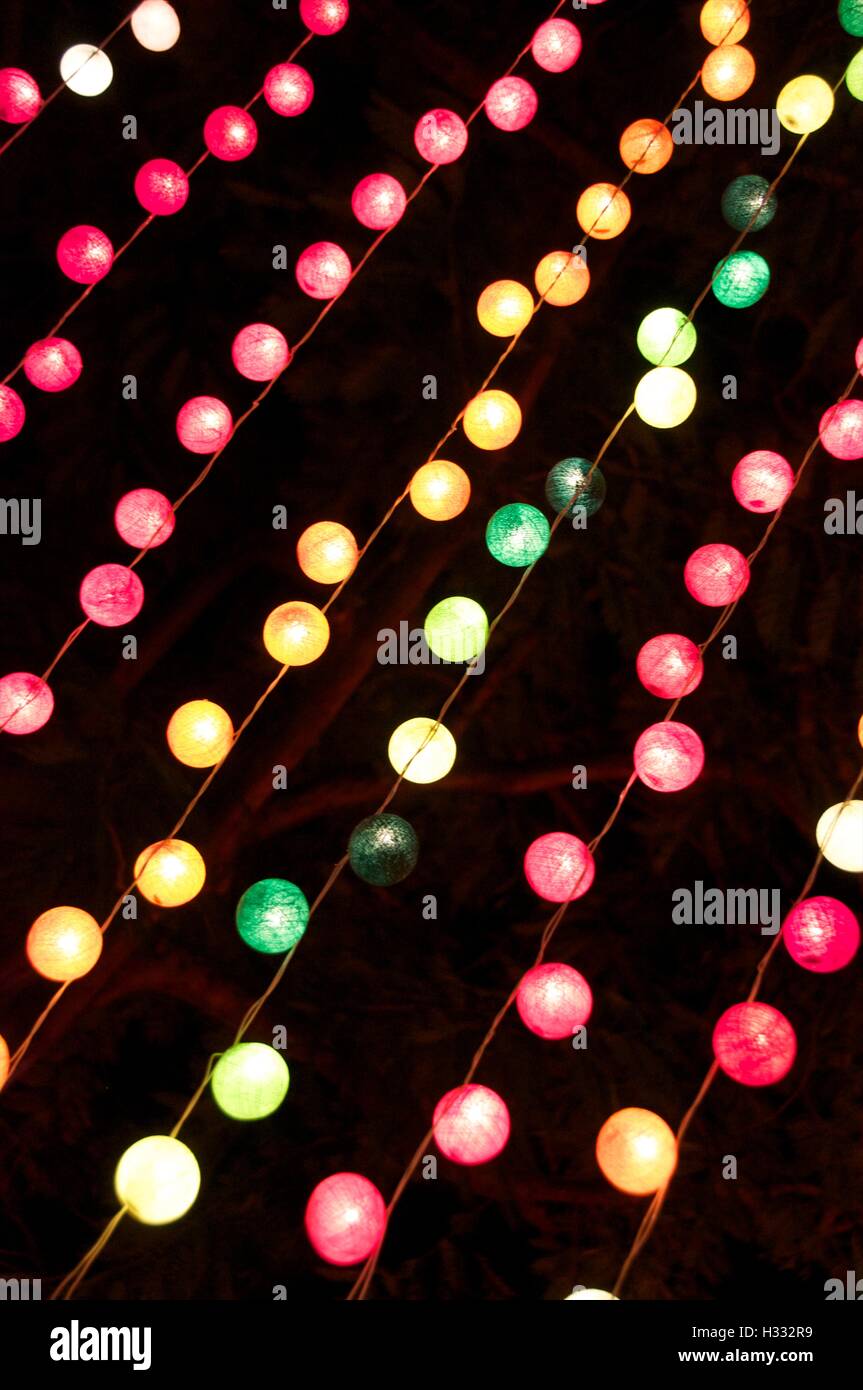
(545, 457, 606, 519)
(349, 813, 418, 886)
(720, 175, 777, 232)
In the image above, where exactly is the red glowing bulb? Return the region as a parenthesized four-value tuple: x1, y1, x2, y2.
(634, 721, 704, 792)
(0, 672, 54, 735)
(263, 62, 314, 116)
(414, 108, 468, 164)
(712, 1002, 796, 1086)
(856, 339, 863, 372)
(530, 19, 582, 72)
(636, 634, 703, 698)
(305, 1172, 385, 1266)
(782, 896, 860, 973)
(56, 224, 114, 284)
(818, 400, 863, 460)
(0, 384, 25, 441)
(80, 564, 144, 627)
(433, 1084, 510, 1165)
(524, 831, 595, 902)
(731, 450, 794, 512)
(0, 68, 42, 123)
(23, 337, 82, 392)
(231, 323, 290, 381)
(351, 173, 407, 230)
(684, 543, 750, 606)
(134, 158, 189, 215)
(295, 241, 352, 299)
(300, 0, 350, 35)
(484, 76, 538, 132)
(516, 963, 592, 1039)
(176, 396, 233, 453)
(204, 105, 258, 161)
(114, 488, 175, 549)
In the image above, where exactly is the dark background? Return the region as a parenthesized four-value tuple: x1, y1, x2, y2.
(1, 0, 861, 1301)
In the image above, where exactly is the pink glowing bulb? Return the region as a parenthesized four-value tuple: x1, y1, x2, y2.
(0, 68, 42, 123)
(712, 1002, 796, 1086)
(79, 564, 144, 627)
(530, 19, 582, 73)
(204, 105, 257, 161)
(433, 1084, 510, 1165)
(295, 241, 352, 299)
(0, 385, 25, 441)
(300, 0, 350, 35)
(263, 62, 314, 116)
(56, 225, 114, 284)
(114, 489, 175, 549)
(731, 450, 794, 512)
(176, 396, 233, 453)
(23, 337, 82, 392)
(818, 400, 863, 460)
(782, 896, 860, 973)
(134, 158, 189, 215)
(414, 108, 468, 164)
(304, 1172, 385, 1266)
(351, 173, 407, 230)
(0, 673, 54, 735)
(516, 963, 593, 1039)
(855, 339, 863, 373)
(684, 543, 750, 606)
(636, 633, 704, 698)
(484, 76, 538, 132)
(634, 722, 704, 792)
(231, 323, 290, 381)
(524, 831, 595, 902)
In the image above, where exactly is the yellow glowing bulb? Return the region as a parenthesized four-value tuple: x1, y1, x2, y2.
(134, 839, 206, 907)
(166, 700, 233, 767)
(263, 601, 330, 664)
(26, 906, 103, 981)
(115, 1135, 201, 1225)
(296, 521, 359, 584)
(388, 717, 457, 784)
(815, 801, 863, 873)
(476, 279, 534, 336)
(634, 367, 697, 428)
(463, 390, 522, 450)
(776, 75, 835, 133)
(409, 460, 471, 521)
(534, 250, 590, 307)
(576, 183, 631, 239)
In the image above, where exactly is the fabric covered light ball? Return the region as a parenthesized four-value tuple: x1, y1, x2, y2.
(349, 813, 418, 886)
(134, 158, 189, 214)
(115, 1136, 200, 1225)
(27, 906, 102, 980)
(701, 44, 755, 100)
(0, 672, 54, 735)
(524, 831, 595, 902)
(545, 457, 606, 518)
(534, 250, 590, 307)
(263, 601, 329, 664)
(731, 450, 794, 511)
(636, 308, 696, 367)
(56, 224, 114, 284)
(576, 183, 631, 239)
(463, 389, 521, 449)
(634, 367, 696, 428)
(409, 460, 471, 520)
(477, 280, 534, 336)
(596, 1108, 677, 1195)
(176, 396, 233, 453)
(839, 0, 863, 36)
(414, 108, 468, 164)
(0, 384, 25, 441)
(486, 503, 549, 567)
(264, 61, 314, 116)
(134, 839, 206, 906)
(231, 323, 290, 381)
(433, 1084, 510, 1165)
(818, 401, 863, 460)
(721, 173, 777, 231)
(847, 48, 863, 100)
(712, 250, 770, 308)
(565, 1289, 619, 1301)
(305, 1172, 386, 1266)
(712, 1002, 796, 1086)
(531, 18, 582, 72)
(777, 75, 834, 133)
(296, 241, 351, 299)
(115, 488, 175, 549)
(634, 722, 704, 792)
(300, 0, 349, 34)
(0, 1034, 8, 1091)
(296, 520, 358, 583)
(782, 896, 860, 973)
(424, 595, 488, 664)
(60, 45, 113, 97)
(388, 717, 456, 784)
(131, 1, 180, 50)
(211, 1043, 290, 1120)
(204, 105, 257, 160)
(516, 962, 592, 1039)
(619, 118, 673, 174)
(23, 337, 82, 392)
(166, 699, 233, 767)
(816, 801, 863, 873)
(700, 0, 750, 44)
(484, 76, 537, 132)
(351, 172, 406, 230)
(636, 634, 704, 698)
(0, 68, 41, 123)
(684, 543, 750, 606)
(80, 564, 144, 626)
(236, 878, 310, 954)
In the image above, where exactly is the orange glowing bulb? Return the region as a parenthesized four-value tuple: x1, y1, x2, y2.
(134, 839, 206, 907)
(701, 44, 755, 100)
(596, 1107, 678, 1195)
(166, 700, 234, 768)
(0, 1033, 8, 1090)
(619, 119, 673, 174)
(296, 521, 359, 584)
(26, 906, 103, 981)
(700, 0, 750, 45)
(263, 601, 330, 664)
(576, 183, 631, 239)
(534, 250, 590, 306)
(409, 460, 471, 521)
(463, 390, 522, 450)
(476, 279, 534, 336)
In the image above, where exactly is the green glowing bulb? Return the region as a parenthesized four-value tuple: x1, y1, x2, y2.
(711, 251, 770, 308)
(348, 813, 418, 886)
(235, 878, 310, 954)
(846, 48, 863, 99)
(211, 1043, 290, 1121)
(720, 175, 777, 232)
(636, 307, 697, 367)
(424, 595, 489, 664)
(485, 503, 550, 567)
(545, 458, 606, 518)
(839, 0, 863, 38)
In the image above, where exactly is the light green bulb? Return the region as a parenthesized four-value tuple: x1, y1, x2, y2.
(846, 48, 863, 99)
(424, 596, 488, 663)
(211, 1043, 290, 1121)
(636, 308, 697, 367)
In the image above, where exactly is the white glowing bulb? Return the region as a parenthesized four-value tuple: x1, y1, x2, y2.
(816, 800, 863, 873)
(131, 1, 181, 51)
(60, 44, 114, 96)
